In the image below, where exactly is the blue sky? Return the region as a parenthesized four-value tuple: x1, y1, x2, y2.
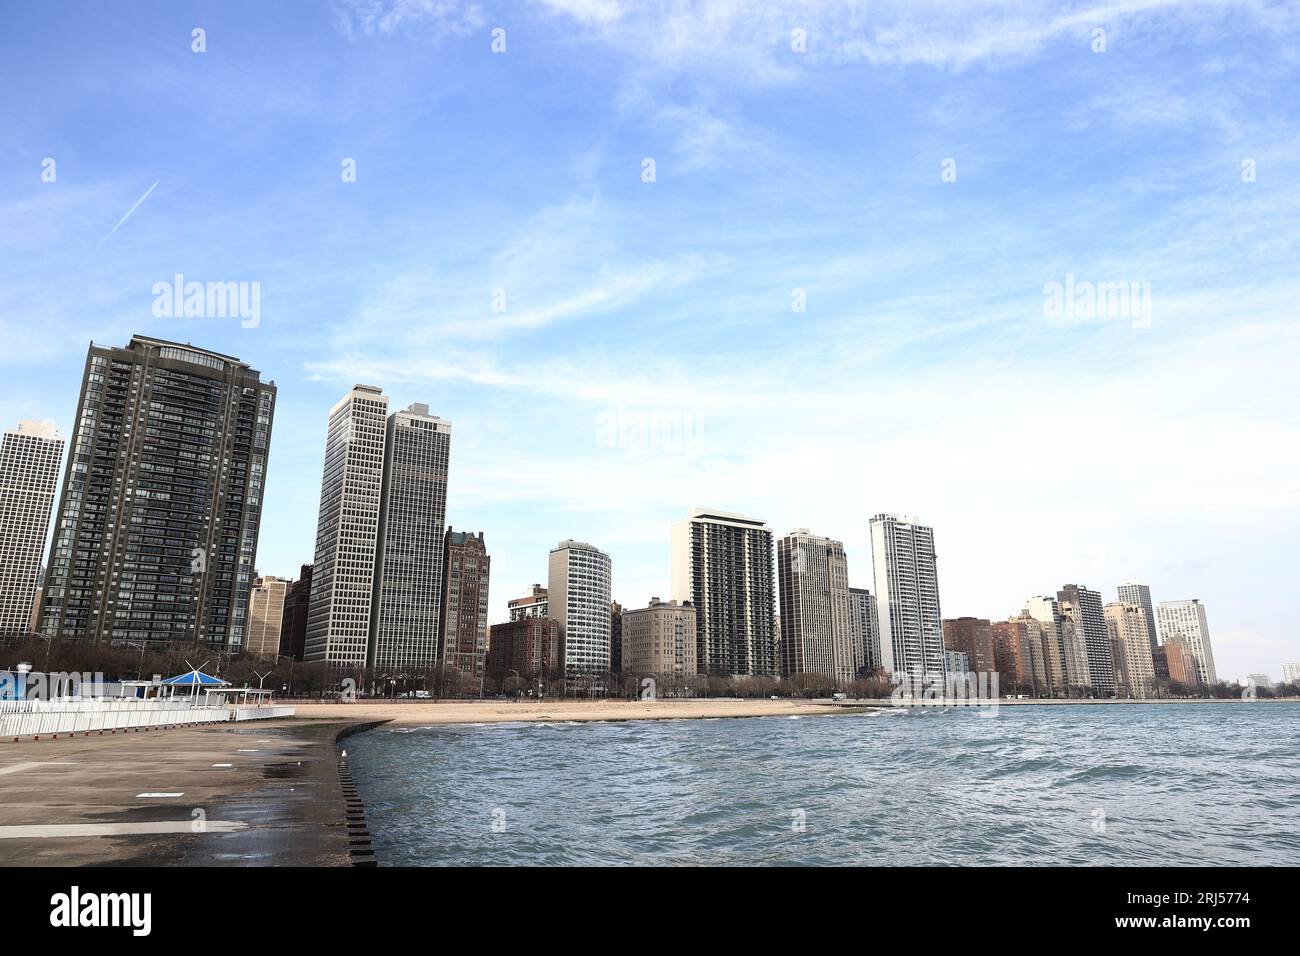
(2, 0, 1297, 680)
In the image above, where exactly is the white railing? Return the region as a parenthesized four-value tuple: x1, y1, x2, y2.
(231, 706, 296, 721)
(0, 698, 203, 715)
(0, 699, 296, 738)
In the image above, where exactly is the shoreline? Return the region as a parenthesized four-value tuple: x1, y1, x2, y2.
(285, 695, 1296, 728)
(290, 698, 845, 726)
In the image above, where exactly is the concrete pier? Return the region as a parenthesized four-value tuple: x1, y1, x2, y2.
(0, 718, 384, 866)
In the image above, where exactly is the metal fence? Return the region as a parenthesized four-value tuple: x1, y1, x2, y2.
(0, 698, 296, 739)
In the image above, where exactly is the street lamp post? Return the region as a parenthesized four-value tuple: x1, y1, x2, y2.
(33, 634, 54, 674)
(121, 641, 148, 681)
(274, 655, 296, 696)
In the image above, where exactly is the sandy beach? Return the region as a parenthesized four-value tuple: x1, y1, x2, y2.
(290, 697, 845, 726)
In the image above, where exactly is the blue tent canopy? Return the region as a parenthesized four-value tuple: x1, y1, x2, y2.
(160, 669, 229, 686)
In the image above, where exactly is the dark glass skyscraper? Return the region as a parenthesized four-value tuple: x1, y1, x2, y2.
(39, 336, 275, 650)
(369, 403, 451, 672)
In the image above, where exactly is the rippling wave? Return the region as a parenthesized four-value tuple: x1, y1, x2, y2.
(345, 702, 1300, 866)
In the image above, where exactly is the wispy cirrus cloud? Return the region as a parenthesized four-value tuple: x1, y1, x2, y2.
(332, 0, 486, 39)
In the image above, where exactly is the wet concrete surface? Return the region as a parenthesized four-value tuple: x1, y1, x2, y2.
(0, 719, 377, 866)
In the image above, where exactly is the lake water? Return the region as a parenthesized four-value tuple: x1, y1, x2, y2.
(345, 703, 1300, 865)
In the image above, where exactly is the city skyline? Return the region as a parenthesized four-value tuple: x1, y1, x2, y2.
(0, 349, 1272, 683)
(3, 2, 1297, 679)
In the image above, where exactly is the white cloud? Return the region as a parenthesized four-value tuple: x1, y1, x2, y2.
(333, 0, 486, 39)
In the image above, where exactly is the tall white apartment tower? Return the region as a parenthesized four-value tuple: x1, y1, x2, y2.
(671, 509, 777, 677)
(1157, 599, 1217, 685)
(369, 403, 451, 672)
(305, 385, 389, 666)
(870, 514, 945, 678)
(1117, 579, 1159, 650)
(0, 421, 63, 636)
(548, 539, 612, 675)
(776, 530, 855, 684)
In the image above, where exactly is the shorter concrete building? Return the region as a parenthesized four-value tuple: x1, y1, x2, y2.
(247, 575, 291, 657)
(1154, 642, 1200, 689)
(621, 598, 697, 677)
(508, 584, 548, 621)
(486, 617, 563, 690)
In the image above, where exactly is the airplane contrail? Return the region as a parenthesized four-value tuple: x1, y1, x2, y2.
(87, 179, 159, 257)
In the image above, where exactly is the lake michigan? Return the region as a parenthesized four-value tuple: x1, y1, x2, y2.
(345, 702, 1300, 865)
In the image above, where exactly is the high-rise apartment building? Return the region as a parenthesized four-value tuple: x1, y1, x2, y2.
(1057, 584, 1114, 695)
(1156, 599, 1217, 685)
(1117, 579, 1159, 650)
(776, 530, 855, 684)
(621, 597, 697, 677)
(369, 403, 451, 672)
(1025, 596, 1089, 693)
(870, 514, 945, 678)
(305, 385, 388, 666)
(1012, 610, 1064, 694)
(40, 337, 275, 650)
(440, 529, 490, 681)
(0, 421, 63, 637)
(848, 587, 881, 675)
(1282, 663, 1300, 685)
(1103, 602, 1156, 698)
(508, 584, 548, 621)
(989, 618, 1047, 692)
(278, 564, 312, 661)
(548, 539, 612, 674)
(671, 509, 776, 677)
(247, 574, 290, 657)
(943, 617, 997, 676)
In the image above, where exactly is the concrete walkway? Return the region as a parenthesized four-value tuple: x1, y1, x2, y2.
(0, 718, 373, 866)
